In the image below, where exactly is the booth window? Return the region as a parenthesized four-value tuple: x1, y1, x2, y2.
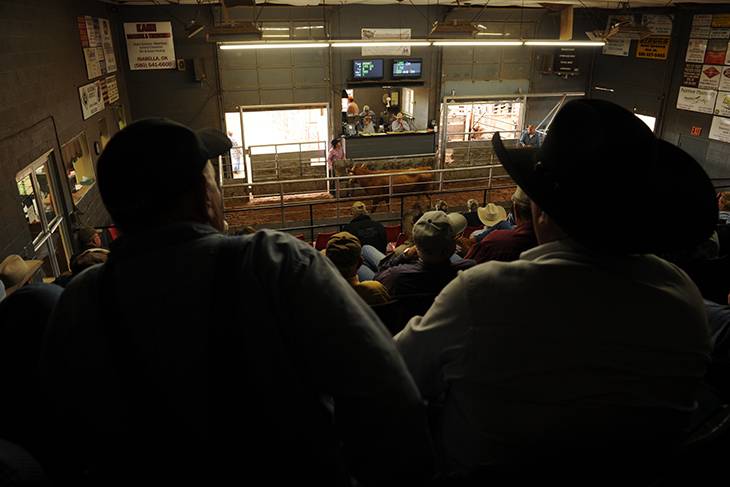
(16, 151, 71, 279)
(61, 133, 96, 204)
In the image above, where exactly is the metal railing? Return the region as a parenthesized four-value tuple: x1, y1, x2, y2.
(221, 163, 517, 240)
(247, 140, 328, 181)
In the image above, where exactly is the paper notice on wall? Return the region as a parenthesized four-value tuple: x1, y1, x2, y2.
(709, 115, 730, 143)
(79, 81, 105, 120)
(636, 37, 670, 60)
(705, 39, 728, 64)
(360, 28, 411, 56)
(699, 64, 723, 89)
(124, 22, 176, 70)
(710, 28, 730, 39)
(105, 76, 119, 103)
(719, 67, 730, 91)
(691, 14, 712, 38)
(642, 15, 673, 36)
(603, 38, 631, 56)
(712, 14, 730, 28)
(682, 64, 703, 87)
(714, 92, 730, 117)
(83, 47, 105, 79)
(677, 86, 717, 114)
(686, 39, 708, 63)
(99, 18, 117, 73)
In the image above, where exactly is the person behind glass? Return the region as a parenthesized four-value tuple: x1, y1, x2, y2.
(359, 105, 376, 119)
(346, 96, 359, 117)
(519, 124, 543, 148)
(358, 115, 376, 134)
(327, 138, 344, 196)
(391, 113, 411, 132)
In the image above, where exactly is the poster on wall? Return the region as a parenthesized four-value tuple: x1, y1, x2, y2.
(690, 14, 712, 38)
(709, 115, 730, 143)
(710, 28, 730, 40)
(77, 15, 101, 47)
(641, 15, 673, 36)
(124, 21, 176, 70)
(105, 76, 119, 103)
(99, 18, 117, 73)
(712, 14, 730, 28)
(720, 67, 730, 91)
(676, 86, 717, 114)
(699, 65, 723, 89)
(83, 46, 105, 79)
(682, 63, 703, 87)
(360, 28, 411, 56)
(636, 37, 670, 60)
(705, 39, 728, 64)
(686, 39, 708, 63)
(603, 15, 632, 56)
(78, 81, 105, 120)
(714, 92, 730, 117)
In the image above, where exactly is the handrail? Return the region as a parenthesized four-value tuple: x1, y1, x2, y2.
(222, 163, 505, 189)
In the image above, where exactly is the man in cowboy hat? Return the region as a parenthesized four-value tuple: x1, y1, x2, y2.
(394, 99, 717, 476)
(0, 255, 44, 297)
(469, 202, 513, 242)
(41, 119, 434, 486)
(464, 187, 537, 264)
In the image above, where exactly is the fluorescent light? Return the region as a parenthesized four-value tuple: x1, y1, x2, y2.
(330, 40, 431, 47)
(261, 27, 290, 31)
(525, 40, 605, 46)
(219, 42, 330, 50)
(476, 32, 506, 36)
(262, 35, 291, 38)
(433, 40, 523, 46)
(295, 25, 325, 30)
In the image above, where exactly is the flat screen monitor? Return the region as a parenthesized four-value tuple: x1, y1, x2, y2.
(352, 59, 384, 80)
(392, 59, 422, 78)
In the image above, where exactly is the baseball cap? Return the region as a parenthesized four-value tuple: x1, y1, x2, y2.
(97, 118, 232, 225)
(413, 211, 467, 253)
(351, 201, 368, 215)
(325, 232, 362, 268)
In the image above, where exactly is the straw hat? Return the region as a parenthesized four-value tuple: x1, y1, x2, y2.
(477, 203, 507, 227)
(0, 255, 43, 296)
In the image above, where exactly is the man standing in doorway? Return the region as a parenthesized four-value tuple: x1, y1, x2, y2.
(519, 124, 543, 148)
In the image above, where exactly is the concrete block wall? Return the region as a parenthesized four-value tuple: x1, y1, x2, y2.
(0, 0, 131, 259)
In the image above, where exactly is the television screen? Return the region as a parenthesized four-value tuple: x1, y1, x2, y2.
(392, 59, 422, 78)
(353, 59, 384, 79)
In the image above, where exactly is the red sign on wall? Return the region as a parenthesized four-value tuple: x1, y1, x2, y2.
(691, 126, 703, 136)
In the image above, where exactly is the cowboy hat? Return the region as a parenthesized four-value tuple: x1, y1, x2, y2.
(0, 255, 43, 296)
(477, 203, 507, 227)
(492, 99, 716, 254)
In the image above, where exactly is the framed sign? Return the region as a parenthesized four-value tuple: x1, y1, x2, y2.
(124, 22, 176, 70)
(79, 82, 105, 120)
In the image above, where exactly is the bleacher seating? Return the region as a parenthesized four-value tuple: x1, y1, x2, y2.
(384, 224, 402, 244)
(314, 231, 336, 250)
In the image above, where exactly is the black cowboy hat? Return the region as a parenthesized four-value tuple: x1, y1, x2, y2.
(492, 99, 716, 254)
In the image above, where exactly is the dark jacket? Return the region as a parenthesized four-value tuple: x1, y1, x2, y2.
(344, 214, 388, 252)
(465, 222, 538, 264)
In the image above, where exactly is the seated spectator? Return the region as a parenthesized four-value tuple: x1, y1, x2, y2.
(358, 115, 376, 134)
(344, 201, 388, 253)
(394, 99, 717, 475)
(719, 192, 730, 224)
(390, 113, 411, 132)
(0, 255, 43, 297)
(465, 187, 537, 264)
(470, 202, 513, 242)
(41, 118, 434, 486)
(373, 211, 474, 297)
(0, 284, 63, 460)
(75, 225, 103, 251)
(55, 248, 111, 287)
(325, 232, 390, 306)
(434, 200, 448, 213)
(461, 199, 482, 227)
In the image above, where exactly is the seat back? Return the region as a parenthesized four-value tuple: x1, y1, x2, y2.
(463, 226, 481, 238)
(384, 224, 402, 243)
(314, 231, 336, 250)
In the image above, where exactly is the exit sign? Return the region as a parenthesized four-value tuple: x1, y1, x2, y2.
(690, 126, 702, 136)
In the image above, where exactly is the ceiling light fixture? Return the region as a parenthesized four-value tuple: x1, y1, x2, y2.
(330, 40, 432, 47)
(432, 40, 523, 46)
(219, 42, 330, 50)
(525, 40, 606, 46)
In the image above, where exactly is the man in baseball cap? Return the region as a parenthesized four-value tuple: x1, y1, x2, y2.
(395, 99, 715, 478)
(373, 210, 474, 297)
(42, 119, 435, 485)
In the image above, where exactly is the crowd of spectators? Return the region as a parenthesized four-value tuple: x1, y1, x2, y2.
(2, 100, 730, 486)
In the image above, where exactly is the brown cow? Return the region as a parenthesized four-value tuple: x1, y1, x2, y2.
(347, 163, 434, 213)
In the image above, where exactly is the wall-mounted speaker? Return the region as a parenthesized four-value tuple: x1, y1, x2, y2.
(193, 58, 207, 82)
